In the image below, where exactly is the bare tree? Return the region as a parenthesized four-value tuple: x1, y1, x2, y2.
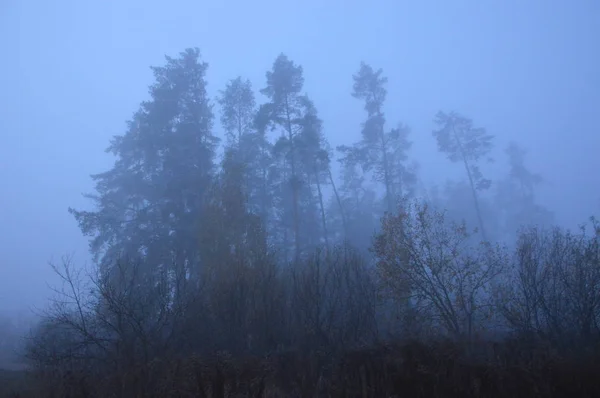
(497, 220, 600, 351)
(25, 255, 188, 397)
(288, 245, 379, 351)
(373, 200, 507, 342)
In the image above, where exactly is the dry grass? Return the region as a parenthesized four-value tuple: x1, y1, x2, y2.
(6, 338, 600, 398)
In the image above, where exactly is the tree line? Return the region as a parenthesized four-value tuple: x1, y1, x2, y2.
(16, 47, 600, 397)
(69, 47, 552, 267)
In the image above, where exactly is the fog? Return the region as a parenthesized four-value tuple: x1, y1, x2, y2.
(1, 0, 599, 339)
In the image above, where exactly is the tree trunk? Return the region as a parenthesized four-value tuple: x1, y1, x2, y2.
(452, 125, 488, 242)
(328, 167, 348, 239)
(285, 97, 301, 263)
(314, 163, 330, 252)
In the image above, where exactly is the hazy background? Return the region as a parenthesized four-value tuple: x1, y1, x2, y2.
(1, 0, 599, 314)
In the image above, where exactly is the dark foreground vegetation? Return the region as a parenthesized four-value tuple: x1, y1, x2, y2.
(6, 213, 600, 397)
(5, 337, 600, 397)
(2, 49, 599, 397)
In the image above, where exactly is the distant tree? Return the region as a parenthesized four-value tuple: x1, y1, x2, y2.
(259, 54, 316, 262)
(332, 146, 378, 252)
(296, 99, 334, 250)
(199, 149, 265, 269)
(342, 63, 416, 214)
(217, 76, 275, 227)
(432, 111, 493, 241)
(69, 48, 219, 287)
(217, 76, 256, 148)
(0, 314, 25, 369)
(325, 158, 348, 243)
(495, 142, 554, 239)
(430, 180, 502, 244)
(245, 105, 279, 246)
(197, 149, 280, 353)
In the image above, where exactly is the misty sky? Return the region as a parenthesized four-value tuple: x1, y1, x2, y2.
(1, 0, 599, 313)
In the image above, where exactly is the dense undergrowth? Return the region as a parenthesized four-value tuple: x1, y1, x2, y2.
(3, 336, 600, 398)
(3, 207, 598, 397)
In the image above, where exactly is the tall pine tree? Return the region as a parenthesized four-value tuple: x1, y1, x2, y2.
(69, 48, 218, 286)
(259, 54, 315, 263)
(432, 111, 493, 241)
(340, 62, 416, 215)
(217, 76, 273, 223)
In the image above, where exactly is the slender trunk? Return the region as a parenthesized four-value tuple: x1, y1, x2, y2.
(376, 111, 393, 213)
(452, 125, 488, 242)
(237, 106, 243, 145)
(328, 167, 348, 239)
(284, 96, 301, 263)
(260, 144, 269, 229)
(313, 162, 329, 252)
(282, 164, 290, 263)
(464, 158, 487, 241)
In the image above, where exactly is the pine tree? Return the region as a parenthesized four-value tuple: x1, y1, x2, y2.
(69, 48, 218, 286)
(198, 149, 273, 352)
(333, 146, 378, 252)
(432, 111, 493, 241)
(217, 76, 273, 225)
(217, 76, 256, 148)
(344, 62, 416, 214)
(495, 141, 553, 238)
(259, 54, 312, 263)
(296, 98, 333, 250)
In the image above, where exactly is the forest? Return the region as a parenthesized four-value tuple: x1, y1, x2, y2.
(2, 48, 600, 397)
